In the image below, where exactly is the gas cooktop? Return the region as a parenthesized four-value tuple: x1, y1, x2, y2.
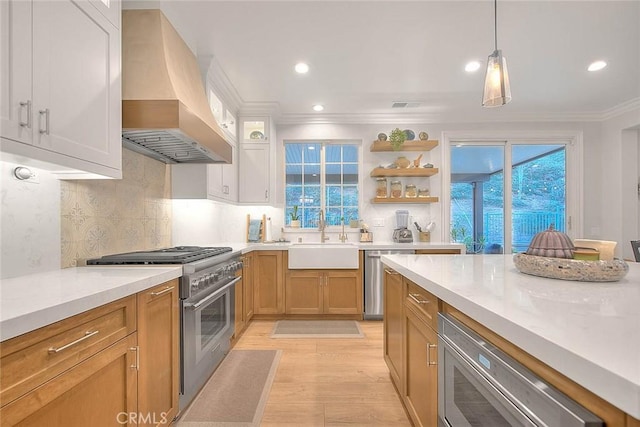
(87, 246, 233, 265)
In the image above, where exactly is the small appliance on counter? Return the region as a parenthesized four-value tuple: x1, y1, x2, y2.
(392, 210, 413, 243)
(360, 231, 373, 243)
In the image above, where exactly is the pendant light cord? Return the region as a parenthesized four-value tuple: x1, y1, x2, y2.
(494, 0, 498, 51)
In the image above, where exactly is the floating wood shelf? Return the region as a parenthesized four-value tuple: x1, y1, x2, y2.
(370, 167, 439, 177)
(370, 197, 439, 204)
(370, 140, 438, 152)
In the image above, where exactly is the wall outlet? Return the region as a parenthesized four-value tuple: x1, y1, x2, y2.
(372, 218, 385, 227)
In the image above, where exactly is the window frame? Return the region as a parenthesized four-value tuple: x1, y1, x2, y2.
(283, 139, 362, 230)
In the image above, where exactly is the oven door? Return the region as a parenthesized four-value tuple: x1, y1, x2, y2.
(438, 338, 536, 427)
(180, 277, 237, 408)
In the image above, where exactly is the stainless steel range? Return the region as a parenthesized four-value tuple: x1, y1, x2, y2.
(88, 246, 242, 410)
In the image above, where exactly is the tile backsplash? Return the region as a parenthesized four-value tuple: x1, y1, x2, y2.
(60, 149, 172, 267)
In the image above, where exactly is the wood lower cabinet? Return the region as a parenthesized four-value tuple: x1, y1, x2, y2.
(383, 273, 439, 427)
(253, 250, 285, 315)
(0, 279, 179, 426)
(285, 269, 362, 315)
(136, 280, 179, 426)
(383, 268, 404, 389)
(242, 253, 254, 322)
(285, 270, 323, 314)
(1, 333, 138, 426)
(404, 304, 438, 427)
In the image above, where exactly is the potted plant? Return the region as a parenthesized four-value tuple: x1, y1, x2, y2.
(389, 128, 406, 151)
(289, 205, 300, 228)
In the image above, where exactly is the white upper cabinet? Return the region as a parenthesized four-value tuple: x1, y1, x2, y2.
(206, 86, 237, 143)
(239, 143, 270, 203)
(89, 0, 120, 28)
(0, 0, 121, 179)
(238, 116, 276, 204)
(241, 117, 269, 142)
(172, 145, 238, 203)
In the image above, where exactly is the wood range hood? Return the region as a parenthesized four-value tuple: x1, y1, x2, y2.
(122, 9, 232, 164)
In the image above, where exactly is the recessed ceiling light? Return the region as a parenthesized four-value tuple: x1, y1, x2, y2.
(312, 104, 324, 112)
(588, 60, 607, 71)
(465, 61, 481, 72)
(295, 62, 309, 74)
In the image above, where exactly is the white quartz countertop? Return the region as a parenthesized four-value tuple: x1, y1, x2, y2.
(381, 254, 640, 418)
(0, 266, 182, 342)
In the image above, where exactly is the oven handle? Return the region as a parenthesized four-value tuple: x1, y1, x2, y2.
(185, 277, 240, 310)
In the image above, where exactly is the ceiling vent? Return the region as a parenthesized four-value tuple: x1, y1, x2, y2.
(391, 101, 422, 109)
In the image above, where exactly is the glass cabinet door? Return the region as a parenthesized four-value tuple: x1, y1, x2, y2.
(241, 118, 269, 142)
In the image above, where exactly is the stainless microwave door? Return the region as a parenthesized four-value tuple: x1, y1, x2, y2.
(439, 341, 537, 427)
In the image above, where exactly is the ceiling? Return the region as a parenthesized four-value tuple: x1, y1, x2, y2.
(129, 1, 640, 124)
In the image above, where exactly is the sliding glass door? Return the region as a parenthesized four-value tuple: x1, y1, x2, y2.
(450, 142, 567, 254)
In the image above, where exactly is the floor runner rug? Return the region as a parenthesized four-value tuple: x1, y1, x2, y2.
(270, 319, 364, 338)
(176, 349, 282, 426)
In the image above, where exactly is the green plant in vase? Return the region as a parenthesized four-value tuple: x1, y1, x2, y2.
(289, 205, 300, 228)
(389, 128, 406, 151)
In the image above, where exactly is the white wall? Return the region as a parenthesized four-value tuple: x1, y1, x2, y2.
(600, 108, 640, 260)
(1, 162, 61, 279)
(172, 199, 283, 245)
(277, 121, 599, 244)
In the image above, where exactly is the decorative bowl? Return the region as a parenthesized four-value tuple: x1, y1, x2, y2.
(403, 129, 415, 141)
(250, 130, 264, 139)
(418, 131, 429, 140)
(513, 253, 629, 282)
(377, 132, 387, 141)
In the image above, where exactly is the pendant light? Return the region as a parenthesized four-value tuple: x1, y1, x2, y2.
(482, 0, 511, 107)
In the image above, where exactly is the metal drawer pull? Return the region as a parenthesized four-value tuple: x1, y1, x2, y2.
(48, 330, 99, 354)
(384, 269, 399, 275)
(129, 346, 139, 370)
(150, 286, 174, 297)
(19, 101, 32, 128)
(409, 293, 429, 304)
(426, 343, 437, 366)
(39, 109, 50, 135)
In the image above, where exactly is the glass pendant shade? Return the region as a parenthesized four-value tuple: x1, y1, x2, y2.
(482, 49, 511, 107)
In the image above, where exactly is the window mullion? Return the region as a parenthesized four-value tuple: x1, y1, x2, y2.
(503, 141, 513, 254)
(320, 143, 326, 212)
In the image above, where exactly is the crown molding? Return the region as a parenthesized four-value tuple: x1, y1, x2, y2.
(238, 102, 282, 118)
(273, 110, 613, 125)
(201, 56, 244, 114)
(599, 97, 640, 121)
(273, 100, 640, 125)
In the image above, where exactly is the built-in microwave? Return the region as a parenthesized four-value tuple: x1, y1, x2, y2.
(438, 314, 603, 427)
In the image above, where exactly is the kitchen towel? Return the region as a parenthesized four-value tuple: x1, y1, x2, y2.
(248, 219, 262, 242)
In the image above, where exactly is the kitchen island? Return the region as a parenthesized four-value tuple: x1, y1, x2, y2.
(381, 253, 640, 421)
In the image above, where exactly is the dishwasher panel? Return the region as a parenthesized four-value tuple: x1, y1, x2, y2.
(364, 250, 415, 319)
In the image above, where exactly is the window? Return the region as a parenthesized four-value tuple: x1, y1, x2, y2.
(285, 142, 359, 228)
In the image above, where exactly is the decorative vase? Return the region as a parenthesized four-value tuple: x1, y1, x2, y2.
(290, 220, 300, 228)
(394, 156, 411, 168)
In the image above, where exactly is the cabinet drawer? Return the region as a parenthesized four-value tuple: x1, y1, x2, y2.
(1, 295, 136, 407)
(404, 279, 438, 330)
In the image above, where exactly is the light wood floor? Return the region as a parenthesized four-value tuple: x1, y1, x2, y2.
(233, 320, 412, 427)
